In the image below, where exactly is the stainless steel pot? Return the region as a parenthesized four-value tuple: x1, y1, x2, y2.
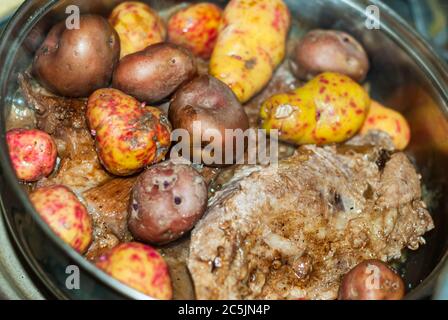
(0, 0, 447, 300)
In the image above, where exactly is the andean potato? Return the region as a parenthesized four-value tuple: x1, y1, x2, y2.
(30, 185, 93, 253)
(112, 43, 197, 103)
(109, 1, 166, 58)
(338, 259, 405, 300)
(209, 0, 290, 102)
(6, 128, 57, 182)
(169, 75, 249, 165)
(86, 88, 171, 176)
(128, 161, 208, 244)
(260, 72, 370, 145)
(291, 29, 369, 82)
(360, 100, 411, 150)
(33, 15, 120, 97)
(96, 242, 172, 299)
(168, 2, 223, 59)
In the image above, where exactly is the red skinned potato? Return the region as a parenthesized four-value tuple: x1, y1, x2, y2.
(338, 259, 405, 300)
(6, 128, 57, 182)
(128, 161, 208, 244)
(30, 185, 93, 253)
(169, 75, 249, 165)
(291, 29, 369, 82)
(168, 3, 223, 59)
(87, 88, 171, 176)
(96, 242, 172, 299)
(33, 15, 120, 97)
(112, 43, 197, 103)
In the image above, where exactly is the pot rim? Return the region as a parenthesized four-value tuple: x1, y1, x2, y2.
(0, 0, 447, 300)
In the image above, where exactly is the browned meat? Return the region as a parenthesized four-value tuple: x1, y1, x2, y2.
(159, 238, 196, 300)
(188, 134, 433, 300)
(19, 73, 111, 193)
(83, 177, 136, 260)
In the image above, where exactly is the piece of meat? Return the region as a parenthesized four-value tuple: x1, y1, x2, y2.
(159, 238, 196, 300)
(188, 135, 433, 300)
(19, 73, 111, 193)
(83, 177, 135, 260)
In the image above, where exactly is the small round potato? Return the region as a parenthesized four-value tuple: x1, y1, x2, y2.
(7, 128, 57, 182)
(112, 43, 197, 103)
(290, 29, 369, 82)
(30, 185, 93, 253)
(169, 75, 249, 165)
(338, 259, 405, 300)
(128, 161, 208, 244)
(109, 1, 166, 58)
(168, 3, 223, 59)
(33, 15, 120, 97)
(87, 88, 171, 176)
(96, 242, 172, 299)
(360, 101, 411, 150)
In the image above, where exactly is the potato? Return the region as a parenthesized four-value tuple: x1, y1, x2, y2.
(30, 185, 92, 253)
(112, 43, 197, 103)
(209, 0, 290, 102)
(109, 1, 166, 58)
(169, 75, 249, 165)
(260, 72, 370, 145)
(128, 161, 207, 244)
(33, 15, 120, 98)
(290, 29, 369, 82)
(360, 100, 411, 150)
(168, 2, 223, 59)
(338, 259, 405, 300)
(86, 88, 171, 176)
(6, 128, 57, 182)
(96, 242, 172, 299)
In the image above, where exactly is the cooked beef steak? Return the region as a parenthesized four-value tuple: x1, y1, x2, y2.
(188, 135, 434, 300)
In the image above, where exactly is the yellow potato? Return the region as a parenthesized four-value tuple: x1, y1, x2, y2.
(210, 0, 290, 102)
(260, 72, 370, 145)
(109, 1, 166, 58)
(87, 88, 171, 176)
(360, 100, 411, 150)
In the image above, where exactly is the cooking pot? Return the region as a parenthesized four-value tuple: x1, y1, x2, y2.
(0, 0, 447, 300)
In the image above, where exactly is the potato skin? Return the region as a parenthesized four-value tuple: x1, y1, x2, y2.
(168, 3, 223, 59)
(260, 72, 370, 145)
(86, 88, 171, 176)
(338, 259, 405, 300)
(33, 15, 120, 98)
(210, 0, 290, 102)
(30, 185, 93, 253)
(291, 29, 369, 82)
(112, 43, 197, 104)
(6, 128, 57, 182)
(96, 242, 172, 299)
(128, 161, 208, 244)
(360, 101, 411, 150)
(109, 1, 166, 58)
(169, 75, 249, 165)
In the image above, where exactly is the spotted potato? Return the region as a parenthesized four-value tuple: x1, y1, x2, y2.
(87, 88, 171, 176)
(6, 128, 57, 182)
(96, 242, 172, 299)
(109, 1, 166, 58)
(168, 3, 223, 59)
(30, 185, 93, 253)
(360, 100, 411, 150)
(210, 0, 290, 102)
(260, 72, 370, 145)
